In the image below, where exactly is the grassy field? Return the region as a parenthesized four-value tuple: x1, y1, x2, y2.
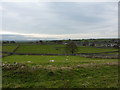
(77, 46, 118, 53)
(2, 44, 118, 54)
(2, 45, 18, 52)
(2, 55, 118, 66)
(3, 65, 118, 88)
(2, 55, 118, 88)
(2, 44, 119, 88)
(15, 45, 65, 54)
(1, 53, 9, 56)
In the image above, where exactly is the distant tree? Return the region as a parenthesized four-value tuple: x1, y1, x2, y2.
(10, 41, 16, 43)
(113, 44, 119, 49)
(83, 43, 86, 46)
(84, 40, 89, 46)
(6, 41, 9, 43)
(90, 43, 95, 47)
(2, 41, 6, 44)
(39, 40, 43, 44)
(68, 39, 71, 41)
(36, 41, 39, 44)
(65, 41, 78, 54)
(56, 40, 63, 44)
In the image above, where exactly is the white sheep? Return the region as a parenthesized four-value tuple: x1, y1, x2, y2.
(27, 61, 32, 63)
(49, 60, 55, 62)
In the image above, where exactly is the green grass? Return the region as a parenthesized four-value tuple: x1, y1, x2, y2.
(2, 64, 118, 88)
(2, 44, 118, 54)
(15, 45, 66, 54)
(2, 44, 118, 88)
(77, 46, 118, 53)
(13, 45, 118, 54)
(2, 45, 18, 52)
(2, 55, 118, 66)
(2, 55, 118, 88)
(1, 53, 9, 56)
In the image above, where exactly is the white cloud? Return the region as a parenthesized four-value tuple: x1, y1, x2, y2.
(1, 2, 118, 40)
(1, 30, 118, 39)
(1, 0, 119, 2)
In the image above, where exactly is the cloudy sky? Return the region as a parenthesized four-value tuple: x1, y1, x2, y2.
(0, 0, 118, 40)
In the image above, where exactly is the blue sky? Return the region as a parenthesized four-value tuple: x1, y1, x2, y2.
(0, 1, 118, 40)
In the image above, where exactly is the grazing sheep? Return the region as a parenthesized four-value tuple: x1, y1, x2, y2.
(27, 61, 32, 63)
(49, 60, 55, 62)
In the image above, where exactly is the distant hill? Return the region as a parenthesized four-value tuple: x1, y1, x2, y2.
(1, 34, 57, 41)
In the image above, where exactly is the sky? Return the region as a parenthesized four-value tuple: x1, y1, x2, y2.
(0, 0, 119, 40)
